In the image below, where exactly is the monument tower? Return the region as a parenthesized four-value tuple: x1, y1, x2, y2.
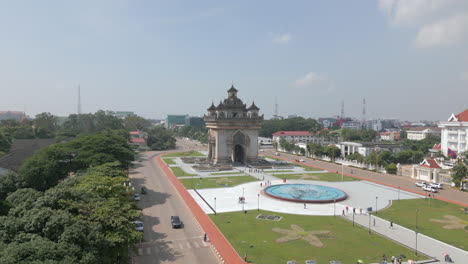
(204, 86, 263, 164)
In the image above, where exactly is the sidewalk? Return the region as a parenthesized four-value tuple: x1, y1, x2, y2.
(342, 213, 468, 263)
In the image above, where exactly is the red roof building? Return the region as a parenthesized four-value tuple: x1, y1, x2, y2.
(439, 109, 468, 157)
(272, 131, 313, 136)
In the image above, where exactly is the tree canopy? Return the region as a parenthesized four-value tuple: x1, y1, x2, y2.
(260, 117, 321, 137)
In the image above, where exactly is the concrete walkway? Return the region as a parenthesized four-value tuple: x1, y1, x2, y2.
(342, 213, 467, 263)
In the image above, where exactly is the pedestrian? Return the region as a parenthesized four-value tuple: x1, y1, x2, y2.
(353, 208, 356, 214)
(260, 182, 262, 187)
(359, 207, 362, 215)
(345, 206, 349, 213)
(390, 221, 393, 229)
(203, 233, 207, 242)
(342, 209, 345, 216)
(304, 203, 306, 209)
(373, 218, 376, 226)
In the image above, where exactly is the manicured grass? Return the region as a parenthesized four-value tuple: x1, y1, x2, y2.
(162, 158, 176, 165)
(378, 199, 468, 250)
(179, 176, 256, 189)
(210, 210, 427, 264)
(296, 164, 322, 171)
(164, 150, 205, 157)
(272, 172, 359, 182)
(211, 172, 245, 175)
(170, 167, 196, 177)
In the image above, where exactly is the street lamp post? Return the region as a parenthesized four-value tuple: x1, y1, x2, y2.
(375, 196, 378, 215)
(415, 208, 419, 256)
(368, 212, 372, 234)
(214, 197, 217, 215)
(257, 194, 260, 212)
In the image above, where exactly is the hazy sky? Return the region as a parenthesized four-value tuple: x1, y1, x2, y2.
(1, 0, 468, 121)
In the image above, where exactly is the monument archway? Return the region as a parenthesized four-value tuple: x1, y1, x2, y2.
(233, 144, 245, 163)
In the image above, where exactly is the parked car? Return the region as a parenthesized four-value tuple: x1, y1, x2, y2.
(415, 182, 427, 187)
(140, 186, 148, 194)
(134, 221, 144, 232)
(171, 216, 182, 228)
(133, 193, 141, 201)
(429, 183, 443, 189)
(423, 186, 438, 193)
(299, 159, 305, 162)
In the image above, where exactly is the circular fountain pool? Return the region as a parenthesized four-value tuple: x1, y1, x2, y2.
(263, 184, 347, 203)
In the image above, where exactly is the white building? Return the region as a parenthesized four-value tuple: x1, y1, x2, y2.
(406, 127, 440, 141)
(380, 132, 396, 141)
(272, 131, 314, 144)
(412, 159, 442, 183)
(439, 109, 468, 157)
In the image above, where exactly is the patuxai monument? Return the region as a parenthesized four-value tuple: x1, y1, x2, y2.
(204, 86, 263, 164)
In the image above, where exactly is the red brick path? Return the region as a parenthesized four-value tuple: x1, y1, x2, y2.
(156, 155, 245, 264)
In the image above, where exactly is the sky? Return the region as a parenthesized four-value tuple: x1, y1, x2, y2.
(1, 0, 468, 121)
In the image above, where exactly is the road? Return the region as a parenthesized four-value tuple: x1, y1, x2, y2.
(130, 149, 220, 264)
(264, 149, 468, 206)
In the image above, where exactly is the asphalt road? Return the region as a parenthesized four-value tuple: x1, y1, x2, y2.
(265, 149, 468, 206)
(130, 149, 220, 264)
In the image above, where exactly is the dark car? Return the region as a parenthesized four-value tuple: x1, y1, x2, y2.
(140, 186, 147, 194)
(171, 216, 182, 228)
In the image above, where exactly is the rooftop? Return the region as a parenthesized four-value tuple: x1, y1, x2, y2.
(272, 131, 313, 136)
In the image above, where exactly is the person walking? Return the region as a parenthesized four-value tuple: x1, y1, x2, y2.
(203, 233, 207, 242)
(304, 203, 306, 209)
(390, 221, 393, 229)
(345, 206, 349, 214)
(359, 207, 362, 215)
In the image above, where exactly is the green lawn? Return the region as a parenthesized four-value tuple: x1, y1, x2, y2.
(378, 199, 468, 250)
(170, 167, 196, 177)
(179, 176, 256, 189)
(210, 210, 427, 264)
(211, 172, 245, 175)
(272, 172, 359, 182)
(296, 164, 322, 171)
(164, 150, 205, 157)
(162, 158, 176, 165)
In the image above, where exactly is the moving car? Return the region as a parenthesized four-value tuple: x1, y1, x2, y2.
(422, 186, 438, 193)
(133, 193, 141, 201)
(415, 182, 427, 187)
(140, 186, 148, 194)
(171, 216, 182, 228)
(134, 221, 144, 232)
(429, 183, 443, 189)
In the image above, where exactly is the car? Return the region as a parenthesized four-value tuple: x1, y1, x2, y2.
(171, 216, 182, 228)
(133, 193, 141, 201)
(299, 159, 305, 162)
(134, 220, 144, 232)
(415, 182, 427, 187)
(423, 186, 438, 193)
(140, 186, 148, 194)
(275, 152, 280, 156)
(429, 183, 443, 189)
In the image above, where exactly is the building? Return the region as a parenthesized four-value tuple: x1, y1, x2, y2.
(380, 132, 400, 141)
(129, 130, 148, 149)
(412, 159, 443, 183)
(165, 114, 189, 129)
(406, 127, 441, 141)
(341, 120, 361, 131)
(366, 119, 383, 131)
(115, 111, 136, 119)
(272, 131, 313, 144)
(318, 117, 338, 128)
(337, 141, 406, 157)
(439, 109, 468, 157)
(187, 116, 205, 128)
(0, 111, 27, 121)
(204, 86, 263, 164)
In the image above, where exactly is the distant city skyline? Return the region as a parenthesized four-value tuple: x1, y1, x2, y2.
(1, 1, 467, 121)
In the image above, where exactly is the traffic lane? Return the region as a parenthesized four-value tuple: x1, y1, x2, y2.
(265, 150, 468, 206)
(131, 151, 219, 264)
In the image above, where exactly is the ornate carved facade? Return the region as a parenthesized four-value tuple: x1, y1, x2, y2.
(204, 86, 263, 164)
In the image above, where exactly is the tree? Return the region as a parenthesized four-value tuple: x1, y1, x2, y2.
(306, 143, 324, 157)
(147, 127, 176, 150)
(346, 152, 364, 163)
(260, 117, 321, 138)
(122, 116, 152, 131)
(33, 112, 58, 138)
(451, 162, 467, 188)
(324, 145, 341, 161)
(0, 131, 12, 154)
(385, 163, 397, 174)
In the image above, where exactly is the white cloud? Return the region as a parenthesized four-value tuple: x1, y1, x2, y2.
(460, 70, 468, 81)
(272, 33, 292, 43)
(414, 14, 468, 47)
(294, 72, 324, 86)
(378, 0, 468, 48)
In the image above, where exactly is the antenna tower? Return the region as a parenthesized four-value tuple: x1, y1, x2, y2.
(77, 85, 82, 115)
(362, 98, 366, 124)
(274, 97, 278, 118)
(340, 100, 345, 119)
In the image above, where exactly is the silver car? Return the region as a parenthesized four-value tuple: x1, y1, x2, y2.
(134, 221, 144, 232)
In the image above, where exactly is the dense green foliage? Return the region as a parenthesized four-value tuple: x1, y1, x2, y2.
(402, 134, 440, 152)
(341, 128, 378, 142)
(33, 112, 59, 138)
(122, 116, 152, 131)
(260, 117, 320, 137)
(0, 128, 142, 263)
(0, 131, 12, 154)
(324, 145, 341, 161)
(147, 127, 176, 150)
(19, 131, 134, 191)
(451, 161, 467, 188)
(385, 163, 397, 174)
(176, 125, 208, 144)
